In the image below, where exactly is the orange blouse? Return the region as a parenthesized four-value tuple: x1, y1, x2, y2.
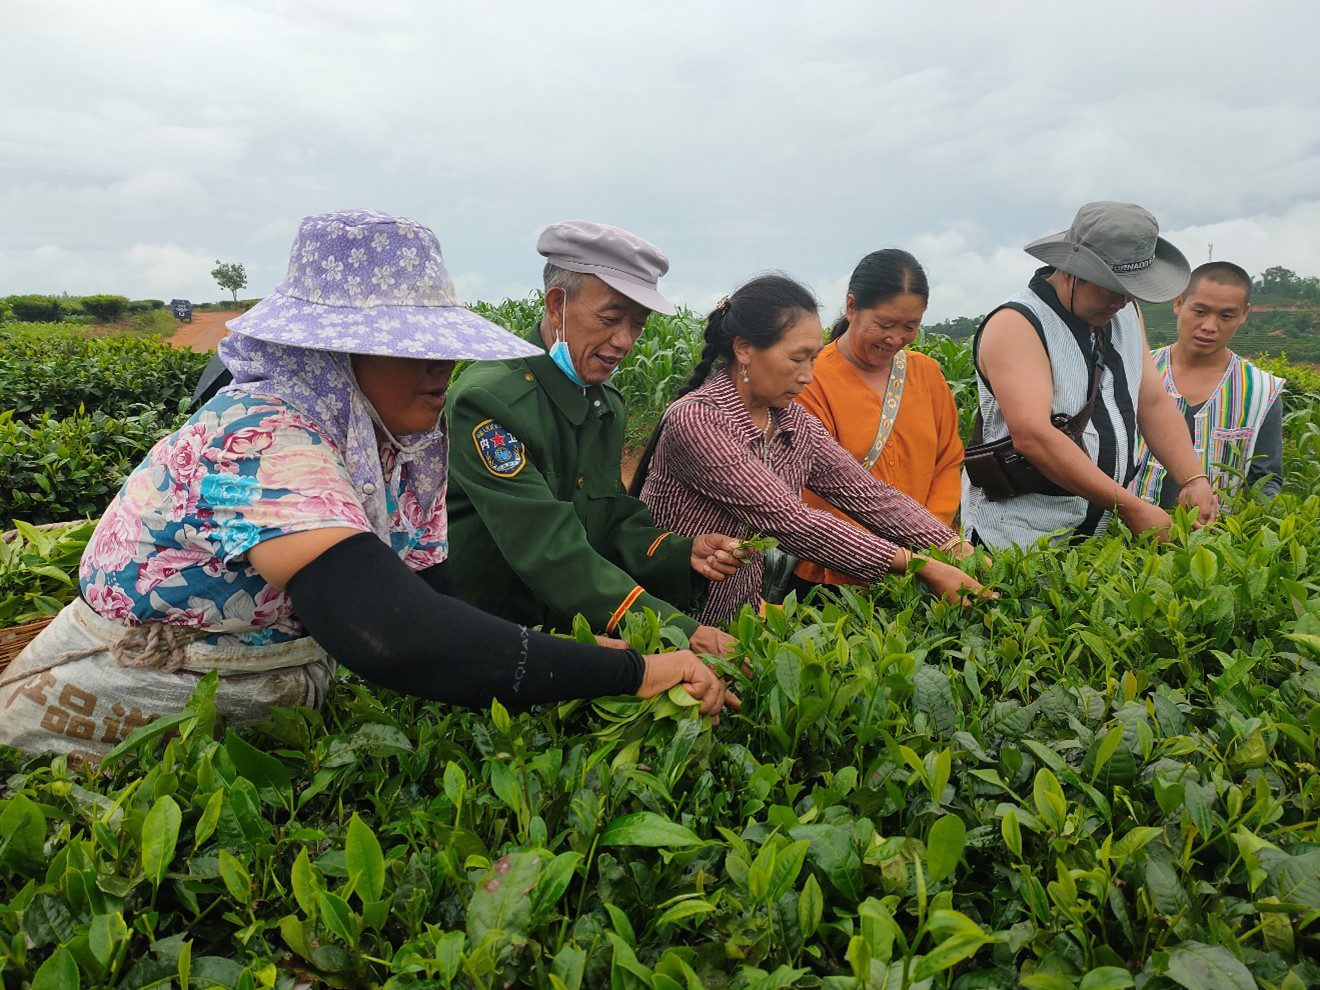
(794, 341, 964, 586)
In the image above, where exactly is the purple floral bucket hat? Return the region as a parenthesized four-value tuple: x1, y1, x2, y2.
(226, 210, 540, 361)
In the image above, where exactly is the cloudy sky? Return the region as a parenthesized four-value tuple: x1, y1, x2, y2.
(2, 0, 1317, 321)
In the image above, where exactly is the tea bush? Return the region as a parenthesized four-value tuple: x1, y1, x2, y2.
(0, 520, 96, 625)
(0, 299, 1316, 988)
(4, 294, 63, 323)
(0, 407, 175, 526)
(0, 498, 1316, 988)
(0, 323, 206, 526)
(78, 294, 132, 324)
(0, 323, 208, 422)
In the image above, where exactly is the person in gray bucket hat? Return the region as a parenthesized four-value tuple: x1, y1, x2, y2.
(0, 211, 737, 758)
(1024, 201, 1192, 303)
(960, 201, 1218, 550)
(447, 220, 748, 658)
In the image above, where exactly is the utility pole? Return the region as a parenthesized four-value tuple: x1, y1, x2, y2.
(1208, 243, 1214, 261)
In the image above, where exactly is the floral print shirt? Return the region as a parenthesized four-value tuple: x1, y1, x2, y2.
(79, 392, 448, 646)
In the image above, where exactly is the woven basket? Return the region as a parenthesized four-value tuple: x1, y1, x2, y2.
(0, 520, 88, 676)
(0, 617, 54, 671)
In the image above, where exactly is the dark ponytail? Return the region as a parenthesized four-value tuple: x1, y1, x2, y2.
(830, 249, 929, 341)
(628, 274, 818, 496)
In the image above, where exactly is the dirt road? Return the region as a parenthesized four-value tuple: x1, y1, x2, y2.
(169, 311, 238, 352)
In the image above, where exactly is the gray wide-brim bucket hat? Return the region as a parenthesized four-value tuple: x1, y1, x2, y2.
(537, 219, 677, 315)
(1025, 201, 1191, 303)
(226, 210, 541, 361)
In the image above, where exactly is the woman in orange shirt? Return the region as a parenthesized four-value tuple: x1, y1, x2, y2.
(791, 249, 964, 593)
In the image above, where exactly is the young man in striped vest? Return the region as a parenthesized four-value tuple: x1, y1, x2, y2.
(962, 202, 1220, 549)
(1129, 262, 1285, 507)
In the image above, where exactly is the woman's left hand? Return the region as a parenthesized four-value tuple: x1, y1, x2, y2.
(945, 537, 991, 570)
(691, 533, 750, 581)
(912, 557, 998, 607)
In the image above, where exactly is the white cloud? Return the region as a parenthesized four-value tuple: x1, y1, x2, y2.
(1, 0, 1316, 312)
(1164, 202, 1320, 279)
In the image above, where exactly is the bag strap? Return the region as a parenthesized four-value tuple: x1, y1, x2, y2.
(859, 351, 908, 470)
(1058, 329, 1108, 436)
(971, 327, 1107, 450)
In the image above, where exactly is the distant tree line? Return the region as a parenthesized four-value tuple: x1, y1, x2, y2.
(0, 294, 165, 324)
(1253, 266, 1320, 303)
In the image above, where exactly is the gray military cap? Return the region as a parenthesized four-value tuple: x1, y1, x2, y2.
(537, 220, 677, 315)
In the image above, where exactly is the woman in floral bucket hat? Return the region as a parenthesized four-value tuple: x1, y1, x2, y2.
(0, 211, 737, 759)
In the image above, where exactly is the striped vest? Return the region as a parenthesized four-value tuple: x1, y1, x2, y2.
(1129, 346, 1284, 502)
(961, 274, 1144, 549)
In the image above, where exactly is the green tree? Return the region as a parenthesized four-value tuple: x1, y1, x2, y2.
(211, 260, 248, 303)
(1258, 266, 1299, 291)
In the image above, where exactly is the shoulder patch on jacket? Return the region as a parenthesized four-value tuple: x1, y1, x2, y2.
(473, 420, 525, 478)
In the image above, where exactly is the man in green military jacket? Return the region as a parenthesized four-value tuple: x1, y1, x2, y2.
(446, 220, 743, 657)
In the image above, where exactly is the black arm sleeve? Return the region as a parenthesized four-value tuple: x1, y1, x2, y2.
(417, 559, 457, 597)
(286, 533, 644, 708)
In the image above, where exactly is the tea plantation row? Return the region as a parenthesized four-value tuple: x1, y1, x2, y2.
(0, 324, 209, 526)
(0, 312, 1316, 989)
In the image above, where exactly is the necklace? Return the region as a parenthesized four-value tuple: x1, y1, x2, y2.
(761, 412, 774, 467)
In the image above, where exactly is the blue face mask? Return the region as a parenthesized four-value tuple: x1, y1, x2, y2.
(548, 295, 588, 388)
(548, 337, 587, 388)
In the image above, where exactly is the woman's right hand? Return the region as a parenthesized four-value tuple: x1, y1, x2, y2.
(911, 556, 993, 605)
(638, 649, 740, 723)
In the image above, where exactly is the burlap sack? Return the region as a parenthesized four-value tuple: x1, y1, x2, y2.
(0, 599, 333, 759)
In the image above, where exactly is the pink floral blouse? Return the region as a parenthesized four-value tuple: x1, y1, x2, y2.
(78, 392, 448, 646)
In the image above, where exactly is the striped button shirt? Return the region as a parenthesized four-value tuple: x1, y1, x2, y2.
(640, 370, 958, 624)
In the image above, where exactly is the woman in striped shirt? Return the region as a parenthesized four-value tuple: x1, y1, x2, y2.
(630, 275, 986, 625)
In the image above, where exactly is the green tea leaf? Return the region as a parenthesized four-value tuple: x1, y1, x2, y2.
(467, 851, 541, 946)
(925, 814, 966, 883)
(31, 945, 79, 990)
(291, 848, 318, 916)
(798, 873, 824, 938)
(1080, 966, 1136, 990)
(656, 897, 716, 926)
(0, 793, 46, 866)
(1002, 808, 1023, 858)
(194, 789, 224, 846)
(913, 930, 993, 980)
(1189, 547, 1219, 585)
(1032, 768, 1067, 831)
(141, 795, 181, 886)
(530, 851, 582, 923)
(218, 850, 252, 904)
(344, 814, 385, 903)
(317, 891, 360, 946)
(222, 731, 293, 808)
(600, 812, 704, 848)
(1165, 942, 1256, 990)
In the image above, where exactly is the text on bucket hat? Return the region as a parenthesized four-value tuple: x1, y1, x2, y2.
(226, 210, 541, 361)
(1024, 201, 1191, 303)
(537, 220, 677, 315)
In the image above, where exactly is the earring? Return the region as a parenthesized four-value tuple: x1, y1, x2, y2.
(740, 364, 749, 384)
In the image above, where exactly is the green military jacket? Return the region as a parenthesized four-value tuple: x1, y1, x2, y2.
(446, 322, 701, 636)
